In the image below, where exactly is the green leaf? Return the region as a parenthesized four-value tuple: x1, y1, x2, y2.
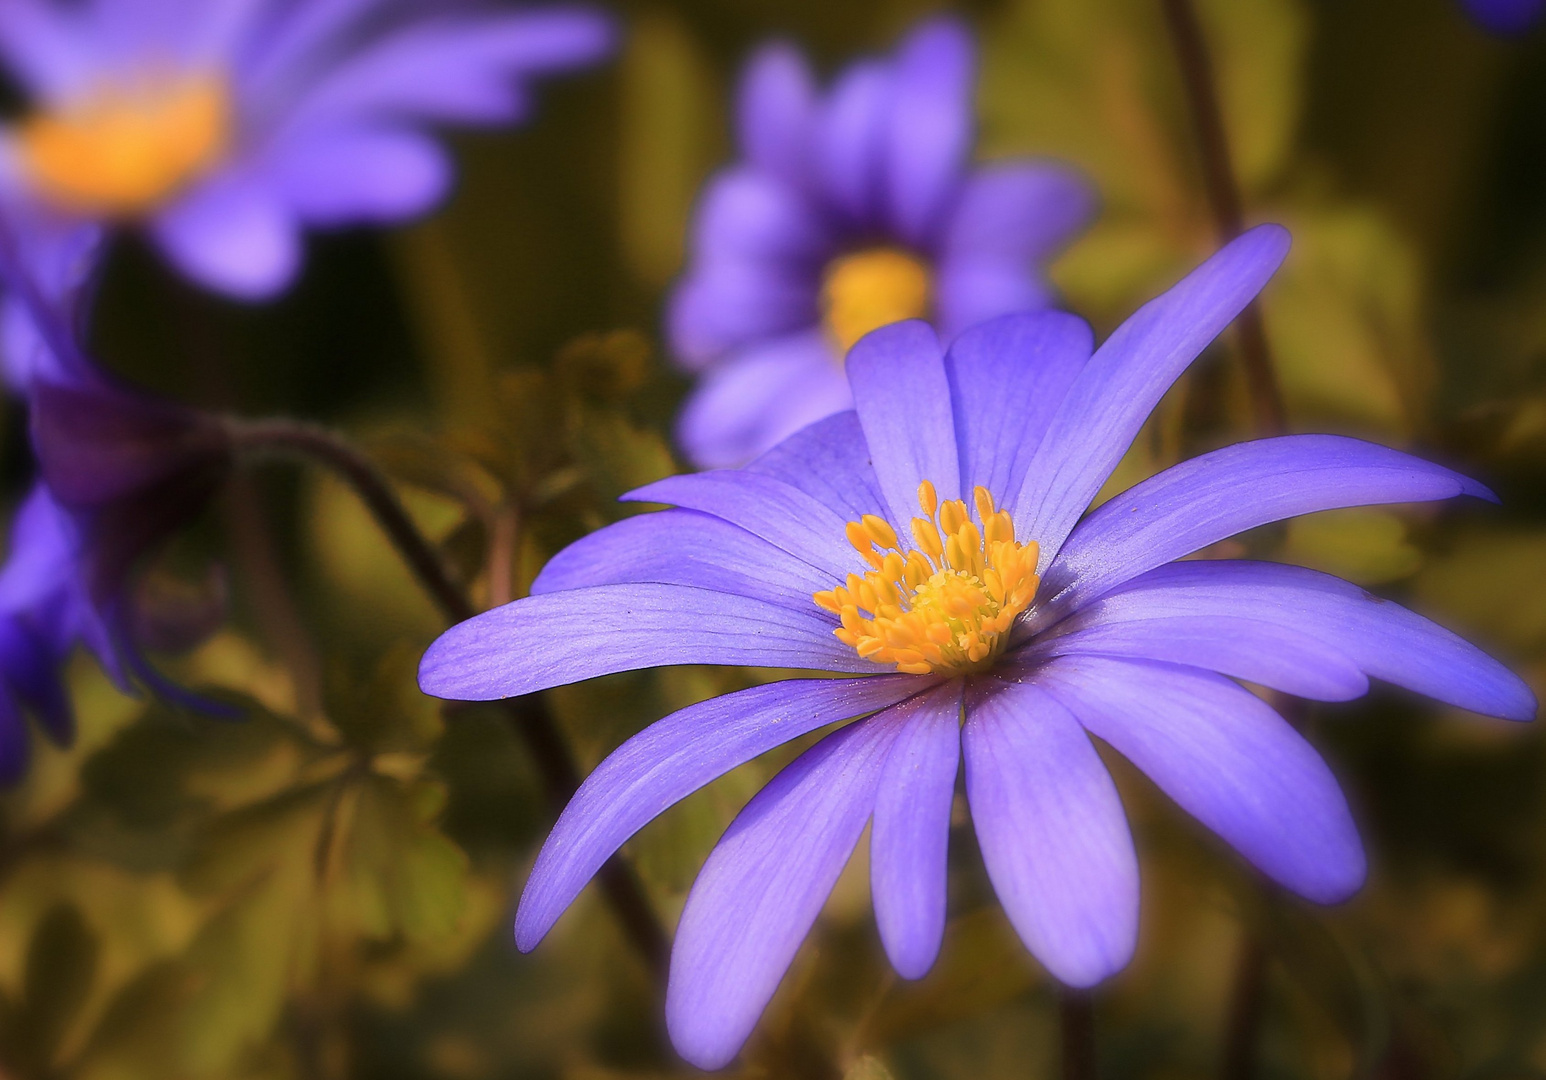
(345, 775, 469, 944)
(4, 903, 100, 1074)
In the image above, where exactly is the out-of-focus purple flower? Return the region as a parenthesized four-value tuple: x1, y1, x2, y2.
(1462, 0, 1545, 34)
(0, 0, 615, 300)
(0, 210, 236, 735)
(0, 482, 126, 781)
(421, 224, 1535, 1069)
(668, 16, 1096, 468)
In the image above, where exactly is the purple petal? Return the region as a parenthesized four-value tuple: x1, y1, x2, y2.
(278, 9, 614, 128)
(516, 674, 925, 950)
(962, 676, 1138, 986)
(737, 42, 818, 187)
(667, 261, 815, 368)
(1036, 435, 1494, 622)
(1028, 614, 1369, 701)
(418, 583, 864, 702)
(940, 161, 1097, 267)
(686, 167, 830, 271)
(870, 680, 962, 979)
(0, 620, 72, 746)
(846, 320, 961, 526)
(530, 508, 828, 607)
(1011, 225, 1292, 563)
(935, 161, 1096, 334)
(0, 0, 89, 100)
(881, 16, 973, 246)
(152, 174, 301, 301)
(746, 410, 889, 527)
(1462, 0, 1545, 34)
(813, 60, 890, 229)
(624, 470, 866, 581)
(945, 311, 1092, 503)
(1039, 655, 1366, 903)
(269, 125, 451, 226)
(674, 332, 849, 470)
(1084, 560, 1537, 722)
(666, 712, 901, 1070)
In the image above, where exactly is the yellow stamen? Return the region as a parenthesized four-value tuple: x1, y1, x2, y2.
(813, 484, 1040, 677)
(820, 247, 933, 354)
(17, 72, 232, 218)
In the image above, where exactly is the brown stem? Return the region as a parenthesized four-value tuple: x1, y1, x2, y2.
(227, 416, 671, 983)
(1060, 989, 1097, 1080)
(487, 504, 520, 609)
(1220, 931, 1268, 1080)
(1160, 0, 1287, 438)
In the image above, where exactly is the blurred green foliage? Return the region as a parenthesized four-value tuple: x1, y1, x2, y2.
(2, 0, 1545, 1077)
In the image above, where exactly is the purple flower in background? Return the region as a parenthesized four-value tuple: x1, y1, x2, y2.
(1462, 0, 1545, 34)
(0, 0, 614, 300)
(0, 483, 128, 781)
(421, 225, 1535, 1069)
(0, 211, 235, 731)
(669, 16, 1096, 468)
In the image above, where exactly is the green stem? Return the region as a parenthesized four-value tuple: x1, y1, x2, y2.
(1160, 0, 1287, 438)
(227, 416, 671, 984)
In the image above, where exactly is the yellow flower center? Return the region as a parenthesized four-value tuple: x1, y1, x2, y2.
(820, 247, 932, 354)
(17, 72, 232, 217)
(814, 481, 1040, 676)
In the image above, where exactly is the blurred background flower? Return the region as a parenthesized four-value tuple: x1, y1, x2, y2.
(0, 0, 614, 298)
(668, 16, 1094, 467)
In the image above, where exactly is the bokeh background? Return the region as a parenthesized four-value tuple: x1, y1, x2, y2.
(1, 0, 1545, 1076)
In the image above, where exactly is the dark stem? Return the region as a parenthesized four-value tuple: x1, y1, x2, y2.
(227, 416, 671, 983)
(1220, 931, 1268, 1080)
(1059, 989, 1097, 1080)
(1159, 0, 1287, 438)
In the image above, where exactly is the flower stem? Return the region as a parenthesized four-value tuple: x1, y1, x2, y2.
(1220, 930, 1268, 1080)
(1159, 0, 1287, 438)
(1059, 989, 1097, 1080)
(227, 416, 671, 983)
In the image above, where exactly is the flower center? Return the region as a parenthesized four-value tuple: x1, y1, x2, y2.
(819, 247, 932, 354)
(17, 72, 232, 217)
(815, 481, 1040, 676)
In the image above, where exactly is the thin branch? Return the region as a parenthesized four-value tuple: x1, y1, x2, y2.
(1160, 0, 1287, 437)
(1220, 931, 1268, 1080)
(227, 416, 671, 983)
(1060, 989, 1097, 1080)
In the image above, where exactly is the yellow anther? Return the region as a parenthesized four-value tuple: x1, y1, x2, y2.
(820, 247, 933, 354)
(861, 514, 898, 551)
(18, 72, 232, 217)
(973, 486, 995, 524)
(917, 480, 938, 519)
(812, 480, 1041, 676)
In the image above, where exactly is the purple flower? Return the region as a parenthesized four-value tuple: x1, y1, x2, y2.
(421, 225, 1535, 1069)
(0, 0, 614, 300)
(669, 16, 1096, 468)
(1462, 0, 1545, 34)
(0, 483, 127, 781)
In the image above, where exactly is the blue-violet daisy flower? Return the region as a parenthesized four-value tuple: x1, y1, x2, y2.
(668, 16, 1096, 468)
(421, 224, 1536, 1070)
(0, 0, 614, 299)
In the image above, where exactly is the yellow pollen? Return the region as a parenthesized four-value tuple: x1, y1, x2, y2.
(17, 72, 232, 218)
(814, 482, 1040, 676)
(820, 247, 933, 354)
